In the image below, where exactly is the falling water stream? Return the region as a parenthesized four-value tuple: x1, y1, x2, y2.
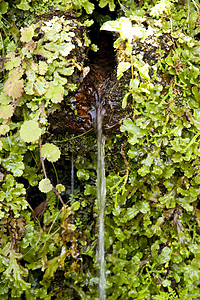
(96, 90, 106, 300)
(71, 151, 74, 196)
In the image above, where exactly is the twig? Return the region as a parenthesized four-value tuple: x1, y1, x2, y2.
(0, 31, 4, 56)
(52, 186, 65, 205)
(39, 101, 47, 179)
(121, 141, 129, 185)
(191, 0, 200, 24)
(39, 136, 48, 179)
(39, 100, 65, 206)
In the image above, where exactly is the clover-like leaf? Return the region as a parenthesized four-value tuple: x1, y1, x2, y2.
(0, 105, 14, 119)
(20, 120, 41, 143)
(42, 143, 61, 162)
(39, 178, 53, 193)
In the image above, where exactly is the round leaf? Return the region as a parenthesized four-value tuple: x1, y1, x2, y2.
(39, 178, 53, 193)
(20, 120, 41, 143)
(42, 143, 61, 162)
(3, 77, 24, 99)
(0, 105, 14, 119)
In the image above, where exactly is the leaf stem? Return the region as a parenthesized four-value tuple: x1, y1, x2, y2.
(183, 131, 200, 153)
(39, 100, 65, 206)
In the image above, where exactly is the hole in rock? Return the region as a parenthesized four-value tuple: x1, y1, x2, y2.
(48, 15, 128, 136)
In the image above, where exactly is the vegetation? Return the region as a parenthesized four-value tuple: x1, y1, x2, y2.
(1, 0, 200, 299)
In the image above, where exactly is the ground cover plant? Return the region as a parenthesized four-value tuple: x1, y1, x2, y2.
(1, 0, 200, 299)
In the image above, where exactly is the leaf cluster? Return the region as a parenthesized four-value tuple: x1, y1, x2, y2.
(1, 0, 200, 299)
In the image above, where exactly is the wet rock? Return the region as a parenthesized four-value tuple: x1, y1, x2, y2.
(48, 30, 130, 134)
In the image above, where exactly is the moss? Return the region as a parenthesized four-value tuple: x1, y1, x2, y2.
(1, 0, 200, 299)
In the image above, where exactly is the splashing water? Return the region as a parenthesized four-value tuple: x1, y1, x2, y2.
(96, 90, 106, 300)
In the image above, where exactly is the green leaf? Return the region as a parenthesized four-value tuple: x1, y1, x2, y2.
(121, 118, 144, 135)
(56, 184, 65, 193)
(152, 242, 172, 264)
(159, 190, 176, 208)
(2, 159, 24, 177)
(42, 257, 59, 286)
(39, 178, 53, 193)
(117, 62, 131, 79)
(0, 1, 8, 14)
(192, 86, 200, 101)
(122, 92, 130, 109)
(101, 20, 120, 32)
(138, 165, 150, 176)
(44, 42, 75, 56)
(138, 63, 150, 80)
(123, 206, 139, 222)
(71, 201, 80, 211)
(138, 201, 150, 214)
(163, 167, 175, 179)
(17, 0, 31, 11)
(0, 105, 14, 119)
(0, 125, 10, 135)
(57, 66, 74, 76)
(45, 84, 64, 103)
(121, 118, 146, 145)
(84, 184, 96, 196)
(34, 77, 48, 96)
(42, 143, 61, 162)
(3, 250, 31, 293)
(53, 71, 68, 86)
(77, 169, 90, 181)
(20, 120, 41, 143)
(4, 53, 21, 70)
(82, 0, 95, 14)
(99, 0, 115, 11)
(25, 69, 36, 95)
(0, 92, 11, 105)
(130, 78, 140, 90)
(141, 155, 154, 167)
(38, 61, 48, 75)
(150, 0, 172, 18)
